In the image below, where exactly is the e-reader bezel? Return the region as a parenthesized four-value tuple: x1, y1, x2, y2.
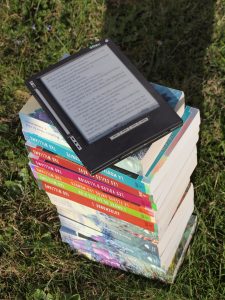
(26, 39, 182, 175)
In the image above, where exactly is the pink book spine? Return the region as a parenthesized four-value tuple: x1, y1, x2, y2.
(30, 157, 152, 209)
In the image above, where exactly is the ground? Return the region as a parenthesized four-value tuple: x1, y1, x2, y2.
(0, 1, 224, 299)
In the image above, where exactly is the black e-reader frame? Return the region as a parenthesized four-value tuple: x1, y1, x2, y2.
(26, 39, 183, 175)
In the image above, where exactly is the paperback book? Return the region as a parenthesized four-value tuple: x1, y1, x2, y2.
(61, 214, 197, 283)
(54, 183, 194, 269)
(22, 105, 200, 199)
(19, 78, 200, 282)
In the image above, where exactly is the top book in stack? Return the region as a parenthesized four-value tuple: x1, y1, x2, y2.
(25, 39, 182, 175)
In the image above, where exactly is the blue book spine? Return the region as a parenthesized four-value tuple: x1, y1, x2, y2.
(60, 225, 161, 267)
(23, 131, 149, 193)
(59, 214, 159, 257)
(143, 106, 192, 182)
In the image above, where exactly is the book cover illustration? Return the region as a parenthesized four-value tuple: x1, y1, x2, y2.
(22, 105, 199, 193)
(60, 225, 161, 267)
(61, 214, 197, 283)
(47, 188, 160, 241)
(58, 214, 159, 256)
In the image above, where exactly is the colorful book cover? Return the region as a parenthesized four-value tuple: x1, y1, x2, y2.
(56, 181, 193, 260)
(23, 131, 149, 194)
(22, 106, 198, 197)
(37, 179, 157, 232)
(60, 214, 197, 283)
(19, 83, 184, 175)
(29, 154, 152, 209)
(46, 187, 160, 241)
(58, 214, 159, 257)
(60, 225, 161, 267)
(30, 163, 155, 222)
(58, 181, 192, 264)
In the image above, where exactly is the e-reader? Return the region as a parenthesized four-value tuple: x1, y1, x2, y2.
(26, 39, 183, 175)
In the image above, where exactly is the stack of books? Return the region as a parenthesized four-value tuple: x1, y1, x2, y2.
(19, 82, 200, 283)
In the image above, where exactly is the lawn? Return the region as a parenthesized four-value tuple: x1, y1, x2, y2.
(0, 0, 224, 299)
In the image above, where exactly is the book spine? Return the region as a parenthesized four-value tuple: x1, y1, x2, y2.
(23, 131, 150, 194)
(60, 227, 161, 267)
(31, 164, 154, 221)
(66, 215, 198, 283)
(20, 114, 68, 146)
(59, 215, 159, 256)
(33, 170, 155, 226)
(52, 195, 159, 241)
(26, 142, 152, 202)
(146, 108, 200, 189)
(145, 106, 197, 179)
(21, 114, 141, 176)
(30, 156, 152, 209)
(38, 180, 156, 232)
(61, 231, 166, 280)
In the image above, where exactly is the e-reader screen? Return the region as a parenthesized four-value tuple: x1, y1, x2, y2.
(40, 45, 159, 143)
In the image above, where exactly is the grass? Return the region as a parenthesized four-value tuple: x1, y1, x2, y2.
(0, 0, 224, 299)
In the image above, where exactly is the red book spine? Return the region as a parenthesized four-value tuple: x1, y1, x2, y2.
(30, 156, 152, 209)
(28, 146, 151, 202)
(32, 163, 154, 218)
(40, 181, 155, 232)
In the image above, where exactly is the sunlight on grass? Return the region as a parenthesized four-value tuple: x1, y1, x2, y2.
(0, 0, 224, 299)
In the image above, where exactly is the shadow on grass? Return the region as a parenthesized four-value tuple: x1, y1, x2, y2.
(102, 0, 215, 114)
(100, 0, 216, 292)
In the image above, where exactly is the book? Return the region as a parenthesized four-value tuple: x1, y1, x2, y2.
(26, 141, 151, 199)
(44, 158, 195, 245)
(22, 106, 200, 200)
(39, 180, 156, 232)
(46, 182, 159, 240)
(19, 64, 200, 282)
(30, 145, 197, 236)
(20, 82, 185, 175)
(60, 225, 161, 267)
(31, 163, 155, 222)
(24, 106, 198, 221)
(28, 132, 198, 215)
(56, 182, 194, 268)
(34, 145, 197, 244)
(29, 153, 152, 209)
(60, 214, 197, 283)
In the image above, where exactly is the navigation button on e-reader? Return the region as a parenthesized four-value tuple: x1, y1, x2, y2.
(69, 135, 82, 150)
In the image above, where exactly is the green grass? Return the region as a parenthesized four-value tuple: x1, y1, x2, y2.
(0, 0, 224, 299)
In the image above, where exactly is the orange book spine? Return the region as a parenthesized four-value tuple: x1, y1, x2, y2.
(32, 164, 154, 219)
(28, 145, 151, 202)
(38, 181, 156, 232)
